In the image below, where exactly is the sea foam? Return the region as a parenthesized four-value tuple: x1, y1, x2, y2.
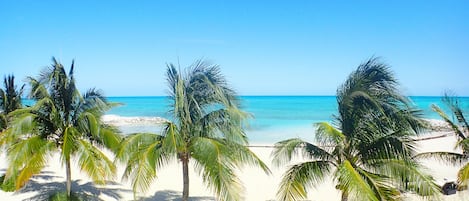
(101, 114, 167, 126)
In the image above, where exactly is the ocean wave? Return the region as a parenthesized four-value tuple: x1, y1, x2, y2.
(424, 119, 451, 132)
(102, 115, 167, 126)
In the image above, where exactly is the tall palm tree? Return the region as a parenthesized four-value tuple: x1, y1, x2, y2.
(117, 60, 270, 201)
(416, 93, 469, 186)
(1, 58, 121, 197)
(0, 75, 25, 131)
(0, 75, 25, 191)
(272, 58, 440, 201)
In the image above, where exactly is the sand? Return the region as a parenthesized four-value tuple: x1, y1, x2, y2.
(1, 132, 468, 201)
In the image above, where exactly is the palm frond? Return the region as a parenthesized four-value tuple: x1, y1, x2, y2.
(5, 111, 36, 136)
(335, 160, 379, 201)
(386, 107, 427, 136)
(277, 161, 332, 201)
(0, 75, 24, 114)
(414, 152, 467, 166)
(61, 126, 78, 161)
(442, 93, 469, 133)
(456, 138, 469, 153)
(80, 112, 99, 138)
(6, 136, 55, 189)
(162, 122, 184, 154)
(432, 104, 465, 139)
(97, 127, 122, 152)
(128, 157, 156, 196)
(116, 133, 172, 194)
(26, 76, 49, 100)
(190, 137, 243, 201)
(81, 88, 117, 116)
(0, 114, 7, 132)
(359, 130, 417, 164)
(314, 122, 345, 147)
(165, 63, 180, 101)
(375, 159, 441, 197)
(458, 162, 469, 186)
(272, 138, 332, 167)
(0, 88, 5, 112)
(356, 168, 400, 201)
(219, 139, 270, 174)
(116, 132, 167, 164)
(198, 107, 249, 144)
(76, 139, 116, 184)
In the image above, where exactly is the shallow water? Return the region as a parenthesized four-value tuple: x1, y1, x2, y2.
(104, 96, 469, 143)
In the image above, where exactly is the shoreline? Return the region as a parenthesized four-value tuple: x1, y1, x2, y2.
(101, 115, 453, 143)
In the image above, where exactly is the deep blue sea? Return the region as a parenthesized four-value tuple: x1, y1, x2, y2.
(105, 96, 469, 143)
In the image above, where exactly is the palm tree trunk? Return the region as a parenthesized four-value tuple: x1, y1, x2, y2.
(65, 158, 72, 197)
(341, 191, 348, 201)
(182, 152, 190, 201)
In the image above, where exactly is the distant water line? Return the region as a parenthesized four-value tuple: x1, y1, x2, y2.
(105, 96, 469, 143)
(22, 96, 469, 143)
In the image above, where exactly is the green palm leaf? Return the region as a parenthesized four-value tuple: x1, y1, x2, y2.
(458, 162, 469, 185)
(117, 133, 173, 194)
(76, 139, 116, 183)
(355, 168, 399, 201)
(442, 94, 469, 133)
(336, 160, 379, 201)
(198, 108, 249, 144)
(359, 131, 416, 163)
(315, 122, 345, 146)
(374, 159, 440, 197)
(190, 137, 243, 201)
(414, 152, 467, 166)
(432, 104, 465, 139)
(98, 127, 122, 152)
(223, 141, 270, 173)
(162, 122, 184, 154)
(6, 136, 55, 189)
(62, 126, 78, 161)
(277, 161, 332, 201)
(272, 138, 333, 167)
(0, 75, 25, 115)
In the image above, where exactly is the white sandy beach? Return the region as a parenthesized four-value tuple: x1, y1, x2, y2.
(1, 131, 468, 201)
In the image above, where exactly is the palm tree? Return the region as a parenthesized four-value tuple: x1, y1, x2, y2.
(1, 58, 121, 197)
(272, 58, 440, 201)
(416, 93, 469, 186)
(0, 75, 25, 131)
(117, 60, 270, 201)
(0, 75, 25, 191)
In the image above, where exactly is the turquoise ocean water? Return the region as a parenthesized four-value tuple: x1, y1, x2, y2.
(105, 96, 469, 143)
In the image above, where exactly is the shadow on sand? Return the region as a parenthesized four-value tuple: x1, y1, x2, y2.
(16, 172, 131, 201)
(142, 190, 215, 201)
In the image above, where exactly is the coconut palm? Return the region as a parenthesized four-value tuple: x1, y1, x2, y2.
(117, 60, 270, 201)
(0, 75, 25, 191)
(0, 75, 25, 131)
(416, 93, 469, 186)
(272, 58, 440, 201)
(1, 58, 121, 197)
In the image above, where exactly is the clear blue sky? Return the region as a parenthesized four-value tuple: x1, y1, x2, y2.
(1, 0, 468, 96)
